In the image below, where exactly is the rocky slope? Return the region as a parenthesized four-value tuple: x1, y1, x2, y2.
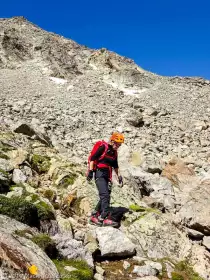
(0, 124, 210, 280)
(0, 16, 210, 174)
(0, 16, 210, 280)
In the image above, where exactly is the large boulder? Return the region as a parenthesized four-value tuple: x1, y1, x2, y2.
(124, 212, 192, 260)
(14, 123, 52, 147)
(95, 227, 136, 257)
(0, 216, 59, 280)
(162, 159, 210, 234)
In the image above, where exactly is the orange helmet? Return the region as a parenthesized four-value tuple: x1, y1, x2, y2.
(110, 132, 124, 143)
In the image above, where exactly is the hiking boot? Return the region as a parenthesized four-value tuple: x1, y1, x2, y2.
(102, 218, 119, 228)
(89, 214, 102, 226)
(91, 210, 100, 217)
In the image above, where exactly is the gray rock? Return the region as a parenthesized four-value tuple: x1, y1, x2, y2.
(52, 233, 94, 268)
(96, 265, 105, 276)
(0, 158, 13, 172)
(14, 123, 52, 146)
(12, 168, 27, 184)
(64, 266, 78, 272)
(165, 262, 175, 279)
(133, 265, 158, 277)
(203, 236, 210, 250)
(187, 228, 204, 239)
(126, 110, 144, 127)
(190, 244, 210, 279)
(125, 212, 192, 260)
(123, 260, 131, 270)
(94, 273, 104, 280)
(95, 227, 136, 257)
(144, 261, 162, 274)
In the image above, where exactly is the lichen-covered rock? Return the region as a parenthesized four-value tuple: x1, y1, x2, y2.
(124, 212, 192, 260)
(95, 227, 136, 257)
(133, 265, 158, 277)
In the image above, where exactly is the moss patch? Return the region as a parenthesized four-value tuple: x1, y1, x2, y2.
(58, 174, 78, 188)
(31, 234, 58, 258)
(43, 189, 55, 201)
(0, 195, 39, 227)
(35, 201, 55, 221)
(31, 154, 51, 173)
(129, 204, 160, 214)
(26, 193, 55, 220)
(172, 272, 185, 280)
(174, 261, 203, 280)
(53, 259, 93, 280)
(129, 204, 147, 212)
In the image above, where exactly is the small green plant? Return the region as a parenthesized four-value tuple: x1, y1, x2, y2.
(129, 204, 160, 214)
(53, 259, 93, 280)
(31, 154, 51, 173)
(43, 189, 55, 201)
(129, 204, 146, 212)
(171, 272, 184, 280)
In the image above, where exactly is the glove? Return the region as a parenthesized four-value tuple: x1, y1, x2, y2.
(108, 181, 112, 193)
(118, 175, 123, 187)
(87, 170, 94, 181)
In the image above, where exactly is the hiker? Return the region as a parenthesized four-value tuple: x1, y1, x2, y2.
(86, 132, 124, 227)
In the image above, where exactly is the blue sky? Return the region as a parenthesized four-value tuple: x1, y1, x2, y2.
(1, 0, 210, 79)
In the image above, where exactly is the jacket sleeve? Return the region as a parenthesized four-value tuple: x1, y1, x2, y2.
(90, 145, 106, 161)
(113, 158, 119, 169)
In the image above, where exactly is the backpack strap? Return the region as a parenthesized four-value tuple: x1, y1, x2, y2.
(98, 141, 109, 161)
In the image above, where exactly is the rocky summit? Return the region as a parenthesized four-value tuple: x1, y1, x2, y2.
(0, 16, 210, 280)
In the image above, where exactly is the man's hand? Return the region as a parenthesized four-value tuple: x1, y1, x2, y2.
(87, 170, 94, 181)
(118, 175, 123, 187)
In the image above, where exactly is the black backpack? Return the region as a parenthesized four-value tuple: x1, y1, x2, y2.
(108, 206, 129, 222)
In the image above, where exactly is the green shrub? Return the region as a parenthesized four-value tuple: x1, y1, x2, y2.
(35, 201, 55, 221)
(0, 195, 39, 227)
